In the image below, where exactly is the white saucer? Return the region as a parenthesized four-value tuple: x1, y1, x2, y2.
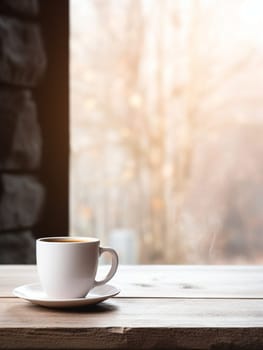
(13, 283, 120, 308)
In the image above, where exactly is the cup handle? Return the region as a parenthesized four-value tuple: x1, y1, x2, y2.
(94, 247, 119, 287)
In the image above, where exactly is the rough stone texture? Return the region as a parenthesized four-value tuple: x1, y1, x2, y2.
(0, 3, 47, 264)
(0, 89, 41, 170)
(0, 0, 39, 16)
(0, 230, 35, 263)
(0, 16, 46, 86)
(0, 175, 44, 231)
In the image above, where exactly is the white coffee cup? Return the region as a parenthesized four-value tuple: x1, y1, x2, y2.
(36, 237, 119, 299)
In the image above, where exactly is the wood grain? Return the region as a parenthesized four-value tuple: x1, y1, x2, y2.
(1, 265, 263, 349)
(0, 327, 262, 350)
(0, 265, 37, 297)
(1, 298, 263, 328)
(0, 265, 263, 298)
(0, 298, 263, 349)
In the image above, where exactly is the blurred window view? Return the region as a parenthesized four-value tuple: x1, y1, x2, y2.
(70, 0, 263, 264)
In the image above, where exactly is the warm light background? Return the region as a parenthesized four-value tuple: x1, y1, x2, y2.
(70, 0, 263, 264)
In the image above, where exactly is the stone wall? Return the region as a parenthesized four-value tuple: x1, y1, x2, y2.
(0, 0, 46, 263)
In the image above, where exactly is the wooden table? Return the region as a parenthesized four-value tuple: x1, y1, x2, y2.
(0, 265, 262, 349)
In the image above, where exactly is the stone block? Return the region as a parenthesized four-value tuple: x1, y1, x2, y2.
(0, 0, 39, 16)
(0, 16, 46, 86)
(0, 175, 44, 231)
(0, 88, 41, 170)
(0, 230, 35, 263)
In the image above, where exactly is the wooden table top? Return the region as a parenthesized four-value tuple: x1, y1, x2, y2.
(0, 265, 262, 349)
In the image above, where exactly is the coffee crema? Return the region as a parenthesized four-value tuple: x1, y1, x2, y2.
(42, 238, 91, 243)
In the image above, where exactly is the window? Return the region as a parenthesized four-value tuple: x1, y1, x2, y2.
(70, 0, 263, 264)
